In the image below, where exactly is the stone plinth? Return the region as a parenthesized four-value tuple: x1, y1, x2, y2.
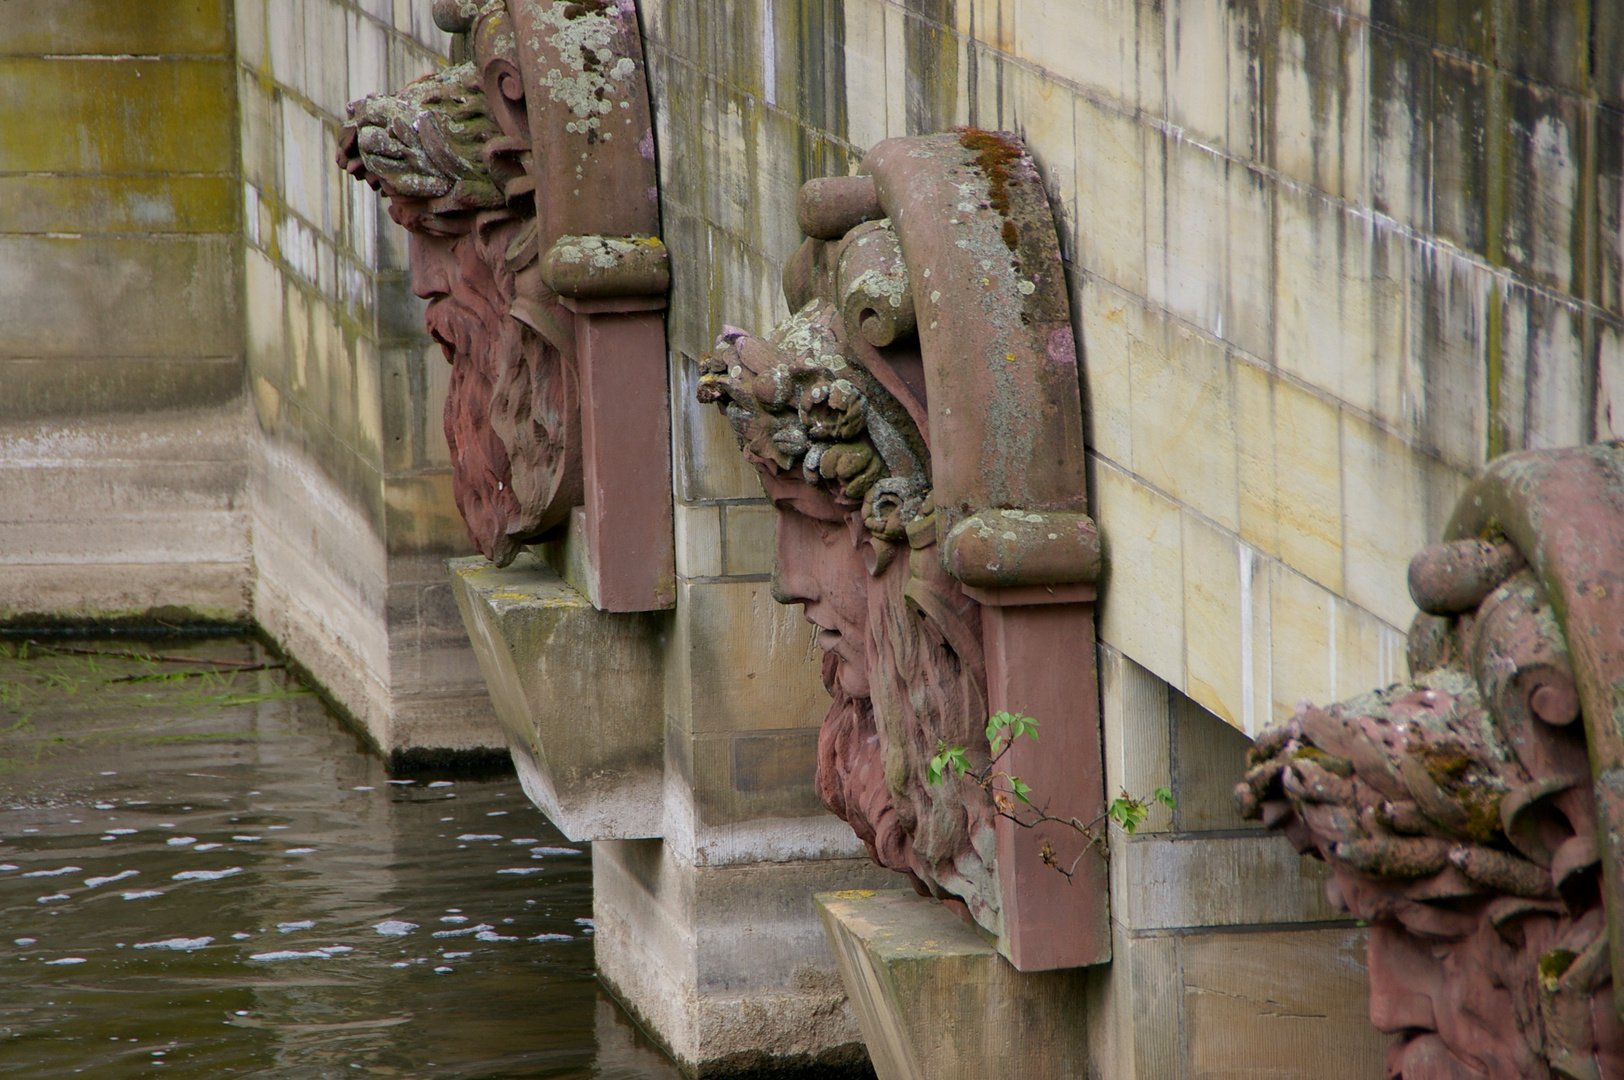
(816, 890, 1090, 1080)
(596, 839, 895, 1079)
(448, 553, 666, 840)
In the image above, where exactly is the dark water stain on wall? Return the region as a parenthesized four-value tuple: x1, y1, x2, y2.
(903, 0, 958, 137)
(793, 0, 848, 184)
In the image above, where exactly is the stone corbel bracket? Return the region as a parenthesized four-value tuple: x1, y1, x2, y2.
(538, 233, 674, 613)
(791, 132, 1108, 972)
(478, 0, 674, 613)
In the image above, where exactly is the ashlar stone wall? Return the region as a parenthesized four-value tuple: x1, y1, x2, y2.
(0, 2, 250, 625)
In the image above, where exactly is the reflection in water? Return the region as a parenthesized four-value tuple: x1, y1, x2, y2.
(0, 637, 682, 1080)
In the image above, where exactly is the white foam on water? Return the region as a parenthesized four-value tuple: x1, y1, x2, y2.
(0, 864, 17, 871)
(105, 829, 137, 836)
(248, 945, 352, 961)
(98, 836, 117, 842)
(23, 866, 81, 877)
(276, 920, 315, 933)
(191, 843, 222, 852)
(100, 771, 116, 776)
(575, 918, 594, 927)
(390, 961, 410, 968)
(486, 811, 507, 817)
(352, 786, 374, 791)
(433, 966, 452, 973)
(231, 836, 262, 842)
(510, 838, 540, 844)
(121, 890, 163, 900)
(266, 825, 289, 830)
(36, 894, 69, 903)
(528, 933, 572, 942)
(441, 951, 472, 959)
(530, 847, 581, 856)
(135, 936, 213, 951)
(14, 937, 36, 945)
(440, 817, 453, 822)
(457, 834, 501, 842)
(439, 916, 468, 924)
(285, 848, 317, 854)
(165, 838, 197, 847)
(431, 924, 493, 938)
(231, 933, 252, 940)
(496, 868, 541, 875)
(374, 920, 418, 936)
(426, 782, 453, 788)
(94, 803, 116, 810)
(172, 867, 243, 882)
(45, 957, 86, 965)
(387, 780, 415, 785)
(474, 931, 516, 942)
(85, 870, 139, 889)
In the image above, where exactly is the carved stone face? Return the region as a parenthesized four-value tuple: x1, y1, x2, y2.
(339, 56, 580, 565)
(1240, 530, 1623, 1079)
(759, 469, 870, 697)
(701, 276, 1000, 935)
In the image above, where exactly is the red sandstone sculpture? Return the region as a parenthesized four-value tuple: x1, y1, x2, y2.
(337, 0, 673, 611)
(699, 131, 1107, 971)
(1238, 446, 1624, 1079)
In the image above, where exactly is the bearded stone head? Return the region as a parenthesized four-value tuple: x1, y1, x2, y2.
(1238, 447, 1624, 1080)
(338, 0, 660, 568)
(698, 131, 1102, 943)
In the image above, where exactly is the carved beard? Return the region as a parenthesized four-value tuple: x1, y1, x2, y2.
(425, 221, 579, 565)
(1344, 886, 1622, 1080)
(812, 547, 1001, 932)
(427, 237, 526, 566)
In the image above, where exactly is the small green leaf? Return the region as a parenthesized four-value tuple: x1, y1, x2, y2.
(1153, 786, 1175, 809)
(1009, 776, 1033, 806)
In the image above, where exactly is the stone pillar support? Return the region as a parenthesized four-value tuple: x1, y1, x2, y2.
(559, 292, 674, 613)
(969, 583, 1109, 970)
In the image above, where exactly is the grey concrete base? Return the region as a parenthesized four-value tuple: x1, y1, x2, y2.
(594, 838, 897, 1078)
(448, 553, 667, 840)
(817, 890, 1089, 1080)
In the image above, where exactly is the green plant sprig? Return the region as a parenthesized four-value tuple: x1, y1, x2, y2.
(928, 711, 1175, 879)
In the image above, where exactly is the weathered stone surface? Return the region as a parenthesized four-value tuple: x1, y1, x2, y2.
(448, 553, 664, 840)
(596, 839, 896, 1078)
(0, 58, 237, 174)
(816, 890, 1089, 1080)
(0, 236, 240, 361)
(0, 0, 231, 55)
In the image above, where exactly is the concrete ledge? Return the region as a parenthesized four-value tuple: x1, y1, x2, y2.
(448, 553, 667, 840)
(816, 890, 1089, 1080)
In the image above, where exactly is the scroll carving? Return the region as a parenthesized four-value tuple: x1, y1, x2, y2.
(1238, 446, 1624, 1079)
(337, 0, 670, 594)
(699, 131, 1107, 967)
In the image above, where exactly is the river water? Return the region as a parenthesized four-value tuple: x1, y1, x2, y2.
(0, 636, 683, 1080)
